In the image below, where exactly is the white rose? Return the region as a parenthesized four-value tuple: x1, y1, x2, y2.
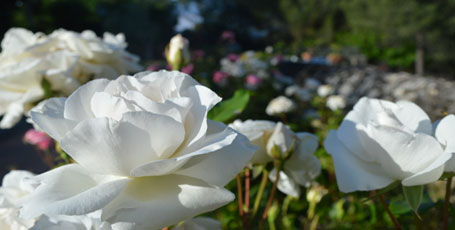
(433, 115, 455, 172)
(266, 96, 296, 116)
(0, 28, 142, 129)
(229, 119, 275, 164)
(324, 97, 451, 193)
(268, 132, 321, 197)
(0, 170, 37, 230)
(231, 120, 321, 197)
(326, 95, 346, 111)
(317, 85, 334, 97)
(23, 70, 256, 229)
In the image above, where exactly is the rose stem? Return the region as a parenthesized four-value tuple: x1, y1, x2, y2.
(253, 170, 269, 217)
(243, 167, 251, 228)
(236, 174, 244, 217)
(262, 167, 280, 221)
(245, 167, 251, 214)
(378, 194, 401, 230)
(444, 177, 453, 230)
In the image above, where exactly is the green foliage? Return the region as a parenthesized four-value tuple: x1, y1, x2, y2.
(207, 89, 250, 123)
(402, 185, 424, 216)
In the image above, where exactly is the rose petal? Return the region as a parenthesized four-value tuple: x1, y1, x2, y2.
(394, 100, 432, 135)
(324, 130, 394, 192)
(174, 121, 256, 186)
(101, 175, 234, 230)
(64, 79, 110, 121)
(59, 117, 155, 176)
(435, 115, 455, 171)
(130, 121, 237, 178)
(20, 164, 129, 219)
(368, 125, 447, 180)
(30, 97, 77, 141)
(269, 169, 300, 198)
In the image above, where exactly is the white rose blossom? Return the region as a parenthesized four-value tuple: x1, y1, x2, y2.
(22, 70, 256, 230)
(433, 114, 455, 172)
(317, 85, 334, 97)
(266, 96, 296, 116)
(326, 95, 346, 111)
(0, 28, 142, 128)
(0, 170, 111, 230)
(324, 97, 451, 193)
(0, 170, 37, 230)
(230, 120, 321, 197)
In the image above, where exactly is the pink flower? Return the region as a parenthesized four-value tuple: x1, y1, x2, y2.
(24, 129, 53, 151)
(221, 31, 236, 43)
(213, 71, 229, 85)
(246, 74, 261, 85)
(181, 64, 194, 75)
(193, 50, 205, 59)
(146, 64, 162, 71)
(227, 54, 239, 62)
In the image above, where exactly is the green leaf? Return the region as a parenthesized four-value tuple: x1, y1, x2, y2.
(402, 185, 423, 217)
(389, 191, 435, 216)
(207, 89, 250, 122)
(41, 77, 53, 99)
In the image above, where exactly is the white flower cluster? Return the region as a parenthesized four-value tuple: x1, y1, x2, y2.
(220, 51, 269, 78)
(0, 28, 142, 128)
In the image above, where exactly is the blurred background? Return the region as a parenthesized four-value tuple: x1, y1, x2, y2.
(1, 0, 454, 75)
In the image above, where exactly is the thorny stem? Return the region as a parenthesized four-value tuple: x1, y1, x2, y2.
(378, 194, 402, 230)
(236, 174, 244, 217)
(243, 167, 251, 228)
(245, 167, 251, 214)
(444, 177, 453, 230)
(253, 170, 269, 217)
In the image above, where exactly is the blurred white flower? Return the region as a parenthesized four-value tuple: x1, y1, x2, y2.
(176, 217, 221, 230)
(0, 28, 142, 129)
(165, 34, 190, 70)
(24, 71, 256, 229)
(433, 115, 455, 172)
(285, 85, 299, 97)
(317, 85, 334, 97)
(220, 58, 245, 77)
(266, 96, 296, 116)
(324, 97, 450, 193)
(326, 95, 346, 111)
(0, 170, 36, 230)
(231, 120, 321, 197)
(285, 85, 312, 102)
